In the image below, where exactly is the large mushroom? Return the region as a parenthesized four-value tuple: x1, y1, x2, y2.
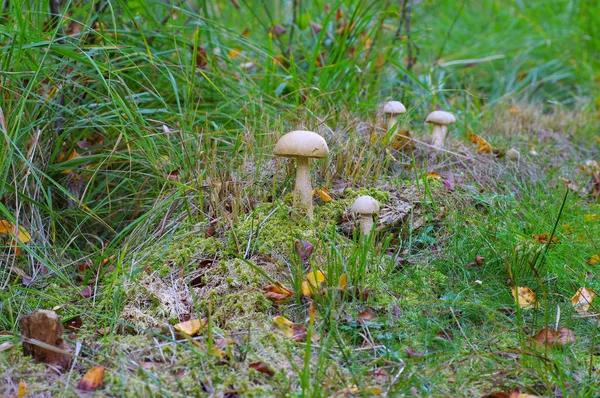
(426, 111, 456, 149)
(383, 101, 406, 133)
(274, 130, 329, 219)
(350, 195, 380, 236)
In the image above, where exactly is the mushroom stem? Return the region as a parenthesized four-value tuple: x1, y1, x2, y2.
(431, 124, 447, 149)
(387, 116, 397, 133)
(359, 214, 374, 235)
(293, 156, 313, 219)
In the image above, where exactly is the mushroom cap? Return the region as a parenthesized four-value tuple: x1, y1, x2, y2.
(273, 130, 329, 159)
(350, 195, 380, 215)
(383, 101, 406, 115)
(426, 111, 456, 125)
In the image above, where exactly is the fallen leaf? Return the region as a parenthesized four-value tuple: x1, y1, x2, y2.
(17, 381, 26, 398)
(426, 172, 441, 179)
(249, 362, 275, 377)
(338, 273, 347, 289)
(532, 327, 575, 347)
(63, 316, 83, 331)
(301, 270, 325, 296)
(511, 287, 539, 309)
(405, 346, 424, 358)
(314, 188, 334, 202)
(587, 254, 599, 265)
(265, 282, 294, 297)
(391, 130, 413, 150)
(173, 318, 206, 336)
(571, 287, 596, 314)
(532, 234, 559, 245)
(228, 48, 242, 59)
(273, 315, 295, 339)
(466, 129, 492, 153)
(77, 366, 105, 391)
(80, 286, 92, 298)
(294, 240, 313, 265)
(264, 292, 290, 303)
(357, 307, 377, 322)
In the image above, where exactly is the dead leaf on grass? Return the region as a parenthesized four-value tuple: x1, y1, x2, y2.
(77, 365, 105, 391)
(313, 188, 334, 202)
(357, 307, 378, 322)
(466, 129, 492, 153)
(173, 318, 206, 336)
(301, 270, 325, 297)
(249, 362, 275, 377)
(587, 254, 599, 265)
(571, 287, 596, 314)
(531, 327, 575, 347)
(532, 234, 559, 245)
(511, 286, 539, 309)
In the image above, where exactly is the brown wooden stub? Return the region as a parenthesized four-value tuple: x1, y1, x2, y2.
(19, 310, 72, 369)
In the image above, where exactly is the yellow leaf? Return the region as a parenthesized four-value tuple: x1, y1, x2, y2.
(228, 48, 242, 59)
(0, 220, 31, 243)
(338, 273, 347, 289)
(273, 315, 294, 338)
(426, 172, 441, 179)
(61, 151, 79, 174)
(173, 318, 205, 336)
(18, 381, 26, 398)
(466, 128, 492, 153)
(588, 254, 600, 265)
(571, 287, 596, 314)
(302, 270, 325, 296)
(77, 365, 105, 391)
(314, 189, 334, 202)
(511, 286, 539, 309)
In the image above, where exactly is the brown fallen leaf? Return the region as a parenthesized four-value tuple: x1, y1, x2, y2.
(80, 286, 92, 298)
(77, 365, 105, 391)
(531, 327, 575, 347)
(249, 362, 275, 377)
(314, 188, 334, 202)
(357, 307, 378, 322)
(532, 233, 559, 245)
(466, 129, 492, 153)
(405, 346, 425, 358)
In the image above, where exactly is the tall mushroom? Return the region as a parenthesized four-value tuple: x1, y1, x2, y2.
(426, 111, 456, 149)
(274, 130, 329, 219)
(350, 195, 380, 236)
(383, 101, 406, 133)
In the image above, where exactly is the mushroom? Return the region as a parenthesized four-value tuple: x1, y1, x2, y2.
(350, 195, 380, 236)
(383, 101, 406, 133)
(273, 130, 329, 219)
(425, 111, 456, 149)
(506, 148, 520, 161)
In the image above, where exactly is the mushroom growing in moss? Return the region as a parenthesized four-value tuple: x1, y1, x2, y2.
(426, 111, 456, 149)
(383, 101, 406, 133)
(350, 195, 380, 236)
(274, 130, 329, 219)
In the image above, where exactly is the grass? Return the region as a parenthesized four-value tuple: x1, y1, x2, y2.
(1, 0, 599, 396)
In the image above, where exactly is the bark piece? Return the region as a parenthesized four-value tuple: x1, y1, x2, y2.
(19, 310, 72, 369)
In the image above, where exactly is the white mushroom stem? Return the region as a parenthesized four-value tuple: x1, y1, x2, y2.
(387, 116, 398, 133)
(293, 156, 313, 219)
(431, 124, 447, 149)
(358, 214, 374, 235)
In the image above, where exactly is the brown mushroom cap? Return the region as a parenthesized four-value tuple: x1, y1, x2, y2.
(350, 195, 380, 214)
(273, 130, 329, 159)
(425, 111, 456, 125)
(383, 101, 406, 115)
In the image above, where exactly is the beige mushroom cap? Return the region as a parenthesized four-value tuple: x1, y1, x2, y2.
(383, 101, 406, 115)
(426, 111, 456, 125)
(273, 130, 329, 159)
(350, 195, 380, 214)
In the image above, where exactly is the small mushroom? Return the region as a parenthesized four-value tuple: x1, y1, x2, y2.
(350, 195, 380, 236)
(426, 111, 456, 149)
(274, 130, 329, 219)
(383, 101, 407, 133)
(506, 148, 520, 161)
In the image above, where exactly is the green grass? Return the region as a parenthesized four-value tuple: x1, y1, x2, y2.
(1, 0, 599, 396)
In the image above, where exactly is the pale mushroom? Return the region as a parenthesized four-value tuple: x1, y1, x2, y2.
(274, 130, 329, 219)
(506, 148, 520, 161)
(383, 101, 406, 133)
(350, 195, 380, 235)
(426, 111, 456, 149)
